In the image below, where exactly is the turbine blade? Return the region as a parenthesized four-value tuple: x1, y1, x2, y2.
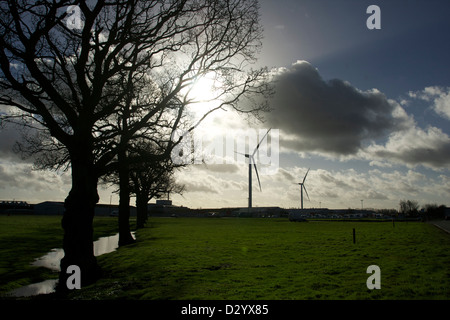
(253, 128, 271, 156)
(303, 185, 310, 201)
(234, 151, 249, 157)
(302, 168, 310, 184)
(253, 161, 262, 191)
(235, 151, 250, 163)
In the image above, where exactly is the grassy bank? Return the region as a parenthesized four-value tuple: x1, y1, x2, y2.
(1, 216, 450, 299)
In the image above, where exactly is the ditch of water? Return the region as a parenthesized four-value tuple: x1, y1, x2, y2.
(8, 232, 134, 298)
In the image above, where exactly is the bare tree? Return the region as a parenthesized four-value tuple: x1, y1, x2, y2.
(0, 0, 270, 288)
(101, 137, 186, 233)
(399, 199, 420, 216)
(130, 159, 185, 229)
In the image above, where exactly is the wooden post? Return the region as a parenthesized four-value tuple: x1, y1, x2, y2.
(353, 228, 356, 244)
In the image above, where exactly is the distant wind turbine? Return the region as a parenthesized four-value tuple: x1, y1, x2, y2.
(237, 129, 271, 211)
(296, 168, 310, 209)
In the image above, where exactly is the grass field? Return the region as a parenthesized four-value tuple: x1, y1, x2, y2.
(0, 215, 118, 296)
(1, 216, 450, 300)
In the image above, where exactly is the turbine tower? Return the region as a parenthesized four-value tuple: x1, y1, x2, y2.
(296, 168, 310, 209)
(239, 129, 271, 211)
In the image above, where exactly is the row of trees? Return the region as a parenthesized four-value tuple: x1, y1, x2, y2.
(421, 203, 448, 220)
(396, 200, 447, 219)
(0, 0, 271, 288)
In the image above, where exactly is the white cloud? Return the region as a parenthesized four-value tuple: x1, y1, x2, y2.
(365, 125, 450, 169)
(431, 89, 450, 120)
(410, 86, 450, 120)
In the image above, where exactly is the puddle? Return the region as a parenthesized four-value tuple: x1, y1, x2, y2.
(32, 248, 64, 271)
(30, 233, 129, 272)
(7, 232, 134, 298)
(9, 279, 59, 297)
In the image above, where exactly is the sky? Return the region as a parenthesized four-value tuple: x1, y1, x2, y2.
(1, 0, 450, 210)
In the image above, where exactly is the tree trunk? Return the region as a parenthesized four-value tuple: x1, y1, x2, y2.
(136, 191, 149, 229)
(57, 150, 101, 291)
(118, 146, 135, 246)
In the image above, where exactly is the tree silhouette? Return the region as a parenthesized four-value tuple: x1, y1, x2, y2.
(0, 0, 270, 288)
(101, 139, 185, 230)
(130, 158, 184, 229)
(399, 199, 420, 216)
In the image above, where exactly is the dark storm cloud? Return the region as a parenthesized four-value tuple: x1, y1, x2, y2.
(266, 61, 405, 155)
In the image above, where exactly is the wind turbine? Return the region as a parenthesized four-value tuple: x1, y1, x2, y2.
(296, 168, 310, 209)
(238, 129, 271, 212)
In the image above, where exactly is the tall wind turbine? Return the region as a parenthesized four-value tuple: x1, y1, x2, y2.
(296, 168, 310, 209)
(238, 129, 271, 211)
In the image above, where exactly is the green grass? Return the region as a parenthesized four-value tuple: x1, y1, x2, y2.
(1, 216, 450, 299)
(75, 218, 450, 300)
(0, 215, 118, 296)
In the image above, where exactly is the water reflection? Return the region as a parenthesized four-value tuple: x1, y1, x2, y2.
(8, 232, 134, 298)
(30, 233, 127, 272)
(9, 279, 59, 297)
(32, 248, 64, 271)
(94, 232, 124, 256)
